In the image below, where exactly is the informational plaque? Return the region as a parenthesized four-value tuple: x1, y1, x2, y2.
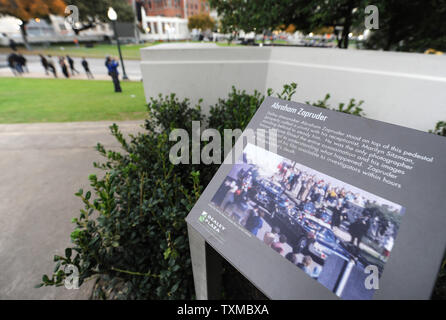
(186, 97, 446, 300)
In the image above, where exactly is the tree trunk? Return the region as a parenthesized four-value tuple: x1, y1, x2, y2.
(341, 25, 350, 49)
(384, 33, 393, 51)
(335, 30, 342, 48)
(337, 35, 342, 48)
(340, 0, 355, 49)
(384, 18, 395, 51)
(20, 22, 31, 50)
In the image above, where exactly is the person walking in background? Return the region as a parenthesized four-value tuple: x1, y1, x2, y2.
(105, 56, 111, 73)
(9, 38, 17, 51)
(13, 53, 23, 74)
(39, 54, 49, 75)
(66, 55, 79, 76)
(81, 57, 94, 79)
(17, 53, 28, 73)
(7, 52, 20, 76)
(47, 55, 57, 78)
(106, 57, 122, 92)
(58, 56, 69, 78)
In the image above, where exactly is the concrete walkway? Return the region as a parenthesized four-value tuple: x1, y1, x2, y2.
(0, 120, 145, 299)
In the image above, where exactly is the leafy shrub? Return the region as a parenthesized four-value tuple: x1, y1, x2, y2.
(429, 121, 446, 136)
(208, 83, 297, 134)
(38, 96, 206, 299)
(39, 84, 371, 299)
(308, 93, 365, 117)
(145, 94, 204, 133)
(208, 87, 264, 134)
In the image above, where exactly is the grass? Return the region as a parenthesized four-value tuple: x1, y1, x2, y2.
(0, 77, 148, 123)
(255, 39, 289, 45)
(215, 42, 243, 47)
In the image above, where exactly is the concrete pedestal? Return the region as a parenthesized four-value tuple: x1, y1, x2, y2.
(187, 224, 222, 300)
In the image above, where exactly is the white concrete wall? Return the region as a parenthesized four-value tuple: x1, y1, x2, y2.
(140, 44, 270, 109)
(140, 44, 446, 131)
(266, 47, 446, 131)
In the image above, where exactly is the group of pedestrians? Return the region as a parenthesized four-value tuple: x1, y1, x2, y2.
(39, 54, 94, 79)
(6, 49, 123, 92)
(7, 52, 28, 76)
(277, 162, 366, 209)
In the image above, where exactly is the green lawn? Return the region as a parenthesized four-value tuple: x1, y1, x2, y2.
(0, 78, 148, 123)
(39, 43, 152, 60)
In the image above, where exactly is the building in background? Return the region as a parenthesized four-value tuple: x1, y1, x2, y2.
(135, 0, 211, 41)
(134, 0, 210, 19)
(140, 11, 189, 41)
(0, 1, 212, 45)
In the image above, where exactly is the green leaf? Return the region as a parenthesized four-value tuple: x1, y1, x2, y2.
(163, 247, 171, 260)
(54, 261, 61, 273)
(171, 281, 180, 293)
(65, 248, 72, 259)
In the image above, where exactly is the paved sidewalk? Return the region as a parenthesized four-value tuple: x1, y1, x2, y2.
(0, 121, 145, 299)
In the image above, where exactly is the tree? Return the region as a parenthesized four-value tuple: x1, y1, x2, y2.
(0, 0, 66, 49)
(209, 0, 446, 51)
(210, 0, 367, 48)
(188, 13, 215, 31)
(364, 0, 446, 52)
(66, 0, 135, 34)
(208, 0, 245, 40)
(283, 0, 365, 48)
(209, 0, 285, 42)
(244, 0, 284, 42)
